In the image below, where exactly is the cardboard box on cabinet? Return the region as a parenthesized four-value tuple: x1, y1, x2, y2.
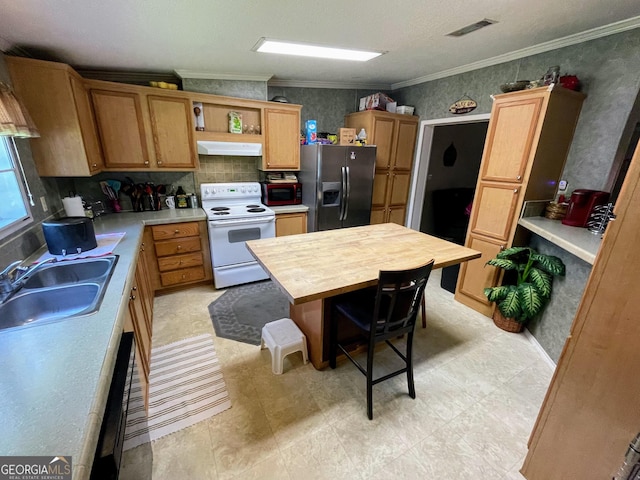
(359, 93, 396, 112)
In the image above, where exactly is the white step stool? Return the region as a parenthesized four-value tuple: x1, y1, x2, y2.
(261, 318, 309, 374)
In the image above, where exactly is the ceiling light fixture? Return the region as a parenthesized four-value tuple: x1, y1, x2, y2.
(253, 38, 383, 62)
(447, 19, 497, 37)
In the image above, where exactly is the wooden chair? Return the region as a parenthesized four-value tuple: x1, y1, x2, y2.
(329, 260, 434, 419)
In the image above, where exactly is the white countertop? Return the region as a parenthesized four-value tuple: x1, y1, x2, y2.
(518, 216, 602, 264)
(0, 208, 207, 480)
(270, 204, 309, 214)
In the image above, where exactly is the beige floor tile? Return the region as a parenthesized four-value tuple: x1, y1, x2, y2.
(332, 410, 410, 478)
(279, 423, 360, 479)
(121, 270, 555, 478)
(411, 428, 504, 479)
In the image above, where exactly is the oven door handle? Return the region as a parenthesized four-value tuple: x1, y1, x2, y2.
(209, 217, 275, 227)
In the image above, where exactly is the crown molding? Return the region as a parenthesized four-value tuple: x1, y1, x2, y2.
(267, 78, 391, 90)
(391, 16, 640, 90)
(175, 70, 273, 82)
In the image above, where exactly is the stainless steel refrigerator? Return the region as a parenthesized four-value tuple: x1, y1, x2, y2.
(299, 144, 376, 232)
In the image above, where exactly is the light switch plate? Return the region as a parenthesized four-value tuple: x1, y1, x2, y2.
(40, 196, 48, 212)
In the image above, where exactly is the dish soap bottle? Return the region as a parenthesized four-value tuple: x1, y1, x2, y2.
(176, 186, 188, 209)
(357, 128, 367, 145)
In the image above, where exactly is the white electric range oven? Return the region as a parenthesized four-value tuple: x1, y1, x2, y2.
(201, 182, 275, 288)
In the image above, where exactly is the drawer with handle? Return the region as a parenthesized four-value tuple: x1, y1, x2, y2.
(151, 222, 200, 240)
(154, 237, 201, 257)
(160, 266, 206, 287)
(157, 252, 204, 272)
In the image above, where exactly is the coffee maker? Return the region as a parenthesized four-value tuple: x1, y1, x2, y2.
(562, 189, 610, 227)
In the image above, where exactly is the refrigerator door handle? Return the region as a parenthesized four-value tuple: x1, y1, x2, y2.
(344, 166, 350, 221)
(339, 166, 346, 221)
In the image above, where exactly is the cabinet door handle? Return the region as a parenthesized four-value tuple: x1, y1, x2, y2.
(158, 160, 163, 165)
(500, 245, 505, 250)
(92, 163, 98, 168)
(144, 160, 149, 165)
(516, 175, 522, 180)
(174, 229, 180, 234)
(513, 188, 519, 193)
(177, 245, 182, 250)
(132, 286, 137, 291)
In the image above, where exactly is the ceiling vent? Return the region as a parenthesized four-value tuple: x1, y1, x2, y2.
(447, 19, 497, 37)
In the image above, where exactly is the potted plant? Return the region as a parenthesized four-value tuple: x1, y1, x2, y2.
(484, 246, 565, 333)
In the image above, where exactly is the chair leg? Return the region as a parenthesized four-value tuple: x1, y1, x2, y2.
(421, 294, 427, 328)
(329, 309, 337, 369)
(406, 331, 416, 399)
(367, 343, 375, 420)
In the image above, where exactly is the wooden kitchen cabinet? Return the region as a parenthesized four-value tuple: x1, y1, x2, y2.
(90, 82, 198, 171)
(345, 110, 419, 225)
(454, 86, 585, 316)
(5, 56, 104, 176)
(147, 95, 198, 169)
(521, 137, 640, 480)
(263, 107, 301, 170)
(123, 245, 153, 411)
(275, 212, 307, 236)
(91, 89, 150, 169)
(143, 220, 213, 292)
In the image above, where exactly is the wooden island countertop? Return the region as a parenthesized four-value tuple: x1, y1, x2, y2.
(246, 223, 481, 368)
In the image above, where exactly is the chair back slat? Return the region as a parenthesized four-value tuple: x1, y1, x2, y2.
(372, 260, 434, 337)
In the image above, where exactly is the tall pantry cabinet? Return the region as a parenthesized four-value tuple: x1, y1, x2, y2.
(521, 134, 640, 480)
(345, 110, 419, 225)
(454, 86, 585, 316)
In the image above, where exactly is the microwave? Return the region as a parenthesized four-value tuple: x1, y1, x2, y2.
(261, 182, 302, 206)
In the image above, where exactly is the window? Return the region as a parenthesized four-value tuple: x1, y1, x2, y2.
(0, 138, 32, 238)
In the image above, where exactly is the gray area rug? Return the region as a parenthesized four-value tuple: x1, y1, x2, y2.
(208, 280, 290, 345)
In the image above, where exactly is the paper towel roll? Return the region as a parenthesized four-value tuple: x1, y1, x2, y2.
(62, 196, 85, 217)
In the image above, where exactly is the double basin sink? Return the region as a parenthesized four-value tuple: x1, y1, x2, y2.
(0, 256, 118, 332)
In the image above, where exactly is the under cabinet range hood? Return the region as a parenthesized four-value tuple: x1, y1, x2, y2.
(197, 141, 263, 156)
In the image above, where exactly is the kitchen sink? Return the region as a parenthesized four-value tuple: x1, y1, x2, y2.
(21, 256, 117, 289)
(0, 255, 118, 332)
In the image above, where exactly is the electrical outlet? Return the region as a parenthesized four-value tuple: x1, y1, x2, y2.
(40, 196, 48, 212)
(558, 180, 568, 192)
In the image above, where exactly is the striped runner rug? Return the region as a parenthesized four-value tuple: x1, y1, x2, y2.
(123, 334, 231, 451)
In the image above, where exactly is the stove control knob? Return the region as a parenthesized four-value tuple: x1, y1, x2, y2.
(212, 188, 217, 194)
(254, 186, 259, 193)
(204, 188, 210, 195)
(240, 186, 246, 193)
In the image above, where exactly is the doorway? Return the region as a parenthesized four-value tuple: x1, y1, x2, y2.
(407, 114, 490, 232)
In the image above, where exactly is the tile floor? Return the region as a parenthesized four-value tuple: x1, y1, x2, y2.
(120, 269, 554, 480)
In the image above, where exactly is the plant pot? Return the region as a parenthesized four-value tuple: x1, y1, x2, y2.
(492, 309, 525, 333)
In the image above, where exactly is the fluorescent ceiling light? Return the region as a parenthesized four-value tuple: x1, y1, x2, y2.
(253, 38, 383, 62)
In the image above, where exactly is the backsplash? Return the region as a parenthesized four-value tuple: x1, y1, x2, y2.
(195, 156, 260, 185)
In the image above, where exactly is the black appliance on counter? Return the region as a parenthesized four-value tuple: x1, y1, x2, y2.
(42, 217, 97, 255)
(261, 182, 302, 206)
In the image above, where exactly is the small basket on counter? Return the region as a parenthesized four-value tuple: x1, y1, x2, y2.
(544, 201, 568, 220)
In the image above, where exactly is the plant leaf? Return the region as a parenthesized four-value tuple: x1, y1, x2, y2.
(484, 285, 511, 303)
(529, 268, 552, 297)
(486, 258, 518, 270)
(532, 253, 566, 276)
(517, 283, 544, 319)
(496, 246, 529, 259)
(498, 287, 521, 319)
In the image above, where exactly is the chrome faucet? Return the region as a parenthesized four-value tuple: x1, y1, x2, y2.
(0, 258, 57, 303)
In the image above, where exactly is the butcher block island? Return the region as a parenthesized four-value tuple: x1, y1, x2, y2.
(246, 223, 481, 368)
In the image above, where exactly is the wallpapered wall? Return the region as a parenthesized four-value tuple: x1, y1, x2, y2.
(394, 28, 640, 362)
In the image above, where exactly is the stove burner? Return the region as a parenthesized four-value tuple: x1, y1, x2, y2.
(211, 207, 230, 211)
(247, 208, 266, 213)
(213, 211, 230, 215)
(246, 204, 261, 208)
